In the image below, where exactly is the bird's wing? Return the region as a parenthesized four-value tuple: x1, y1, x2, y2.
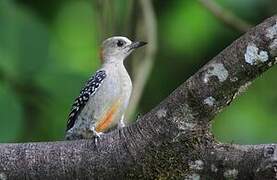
(66, 70, 107, 131)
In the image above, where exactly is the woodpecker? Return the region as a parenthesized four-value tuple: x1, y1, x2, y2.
(65, 36, 147, 140)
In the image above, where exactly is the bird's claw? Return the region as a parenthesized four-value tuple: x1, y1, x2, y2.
(93, 131, 103, 144)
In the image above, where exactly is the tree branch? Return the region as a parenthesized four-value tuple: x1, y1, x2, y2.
(198, 0, 252, 32)
(126, 0, 157, 119)
(0, 15, 276, 179)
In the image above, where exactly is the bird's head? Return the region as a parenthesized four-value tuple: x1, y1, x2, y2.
(99, 36, 147, 64)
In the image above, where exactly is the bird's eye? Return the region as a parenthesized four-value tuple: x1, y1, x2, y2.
(117, 40, 125, 47)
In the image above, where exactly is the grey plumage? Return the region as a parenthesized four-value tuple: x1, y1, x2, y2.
(66, 70, 107, 131)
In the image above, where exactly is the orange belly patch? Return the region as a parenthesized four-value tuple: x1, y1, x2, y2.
(95, 100, 121, 132)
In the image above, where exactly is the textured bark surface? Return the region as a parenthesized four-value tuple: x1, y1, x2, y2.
(0, 15, 277, 179)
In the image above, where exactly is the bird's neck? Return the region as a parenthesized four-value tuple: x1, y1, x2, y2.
(102, 54, 126, 65)
(102, 54, 125, 64)
(102, 59, 126, 70)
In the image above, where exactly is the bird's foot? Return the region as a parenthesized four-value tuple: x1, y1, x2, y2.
(89, 127, 103, 143)
(118, 116, 126, 129)
(94, 131, 103, 138)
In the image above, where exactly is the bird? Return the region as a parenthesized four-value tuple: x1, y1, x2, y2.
(65, 36, 147, 140)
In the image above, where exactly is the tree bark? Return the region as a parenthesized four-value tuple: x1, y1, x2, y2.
(0, 15, 277, 180)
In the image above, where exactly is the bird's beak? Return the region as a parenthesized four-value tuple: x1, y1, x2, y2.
(128, 41, 147, 51)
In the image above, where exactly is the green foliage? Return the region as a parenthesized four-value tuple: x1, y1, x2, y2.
(0, 0, 49, 79)
(213, 68, 277, 144)
(0, 82, 23, 142)
(0, 0, 100, 141)
(161, 1, 220, 58)
(50, 1, 99, 74)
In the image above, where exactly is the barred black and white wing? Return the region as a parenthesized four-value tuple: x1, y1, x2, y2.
(66, 70, 107, 131)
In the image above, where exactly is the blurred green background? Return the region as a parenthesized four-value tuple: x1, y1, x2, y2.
(0, 0, 276, 143)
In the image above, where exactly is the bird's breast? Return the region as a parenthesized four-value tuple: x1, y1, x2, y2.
(89, 65, 132, 131)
